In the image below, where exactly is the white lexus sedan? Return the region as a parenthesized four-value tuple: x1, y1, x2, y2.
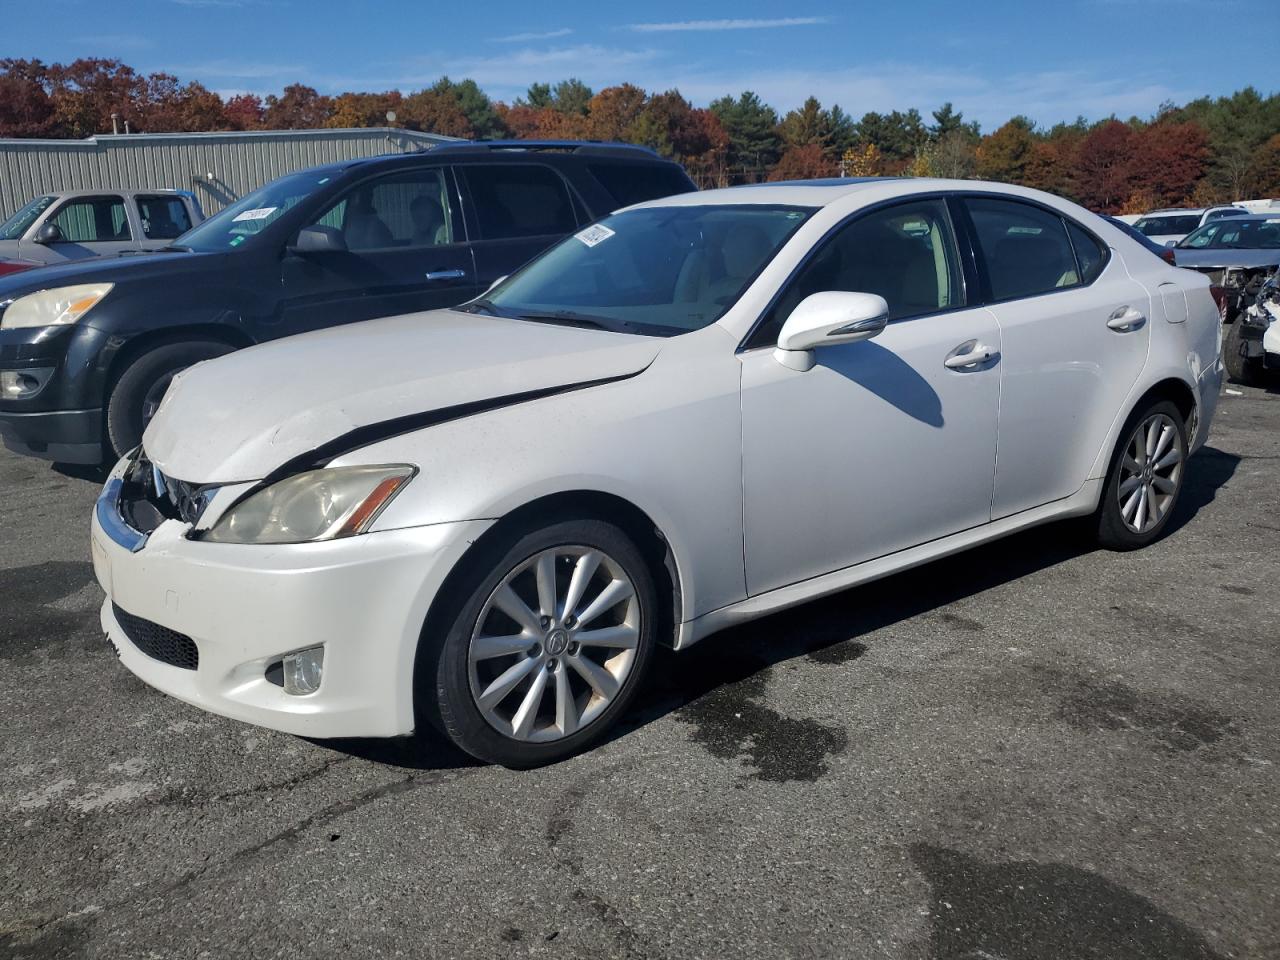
(91, 178, 1224, 767)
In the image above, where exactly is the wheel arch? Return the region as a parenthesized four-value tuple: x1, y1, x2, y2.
(1089, 374, 1199, 483)
(102, 324, 255, 401)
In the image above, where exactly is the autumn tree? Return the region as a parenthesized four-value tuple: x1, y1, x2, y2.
(1131, 121, 1209, 206)
(264, 84, 332, 128)
(429, 77, 506, 139)
(1072, 120, 1138, 212)
(223, 93, 264, 130)
(0, 59, 57, 137)
(586, 83, 647, 141)
(326, 91, 403, 128)
(400, 87, 472, 138)
(46, 58, 146, 136)
(841, 143, 883, 177)
(1245, 133, 1280, 196)
(770, 143, 836, 181)
(975, 117, 1035, 183)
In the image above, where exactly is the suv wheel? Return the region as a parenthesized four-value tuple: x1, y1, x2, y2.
(1223, 319, 1263, 386)
(105, 340, 233, 460)
(425, 518, 657, 768)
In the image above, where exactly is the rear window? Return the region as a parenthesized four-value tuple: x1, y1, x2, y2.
(587, 163, 696, 209)
(1065, 220, 1108, 283)
(1135, 215, 1200, 236)
(965, 197, 1080, 301)
(464, 165, 578, 240)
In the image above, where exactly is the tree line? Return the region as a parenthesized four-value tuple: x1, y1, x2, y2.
(2, 58, 1278, 212)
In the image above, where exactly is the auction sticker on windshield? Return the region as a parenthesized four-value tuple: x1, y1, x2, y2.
(575, 224, 615, 247)
(232, 207, 277, 222)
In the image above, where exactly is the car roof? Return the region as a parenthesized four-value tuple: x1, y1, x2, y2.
(1138, 208, 1207, 217)
(629, 177, 1083, 210)
(36, 188, 190, 199)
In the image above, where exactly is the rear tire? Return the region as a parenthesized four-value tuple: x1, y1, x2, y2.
(1223, 319, 1263, 386)
(1094, 399, 1187, 551)
(105, 340, 234, 459)
(424, 518, 657, 768)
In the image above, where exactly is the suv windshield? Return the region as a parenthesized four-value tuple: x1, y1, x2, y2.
(179, 172, 335, 251)
(0, 196, 56, 241)
(1178, 219, 1280, 250)
(1135, 214, 1201, 237)
(468, 204, 813, 336)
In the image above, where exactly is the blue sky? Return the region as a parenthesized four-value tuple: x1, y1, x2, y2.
(12, 0, 1278, 130)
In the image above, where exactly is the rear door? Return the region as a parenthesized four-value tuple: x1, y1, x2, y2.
(134, 194, 195, 249)
(459, 163, 582, 289)
(26, 195, 136, 263)
(960, 195, 1152, 519)
(278, 165, 474, 338)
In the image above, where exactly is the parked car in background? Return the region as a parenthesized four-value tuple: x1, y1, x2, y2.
(1172, 214, 1280, 338)
(1133, 206, 1249, 246)
(0, 189, 204, 271)
(1224, 264, 1280, 385)
(90, 177, 1223, 767)
(0, 142, 696, 464)
(1104, 215, 1176, 264)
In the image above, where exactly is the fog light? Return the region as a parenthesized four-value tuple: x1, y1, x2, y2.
(1, 369, 47, 398)
(282, 646, 324, 696)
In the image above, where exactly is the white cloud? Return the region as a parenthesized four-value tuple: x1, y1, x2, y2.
(400, 45, 663, 93)
(492, 28, 573, 43)
(626, 17, 827, 32)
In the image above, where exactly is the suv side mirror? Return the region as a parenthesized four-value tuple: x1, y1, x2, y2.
(33, 223, 64, 245)
(291, 224, 347, 254)
(774, 291, 890, 371)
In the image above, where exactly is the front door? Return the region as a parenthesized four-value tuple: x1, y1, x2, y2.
(24, 195, 136, 263)
(740, 197, 1001, 596)
(960, 196, 1153, 519)
(279, 165, 475, 338)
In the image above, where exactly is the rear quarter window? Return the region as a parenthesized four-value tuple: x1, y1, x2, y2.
(587, 163, 697, 209)
(464, 165, 578, 240)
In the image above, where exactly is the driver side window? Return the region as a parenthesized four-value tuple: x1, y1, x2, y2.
(311, 167, 455, 251)
(751, 198, 964, 348)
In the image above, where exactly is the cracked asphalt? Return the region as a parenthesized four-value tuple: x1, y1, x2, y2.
(1, 384, 1278, 960)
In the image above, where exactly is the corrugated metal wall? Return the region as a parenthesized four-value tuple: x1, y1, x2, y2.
(0, 128, 454, 219)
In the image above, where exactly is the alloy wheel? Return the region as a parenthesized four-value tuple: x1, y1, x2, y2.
(467, 545, 641, 743)
(1117, 412, 1184, 534)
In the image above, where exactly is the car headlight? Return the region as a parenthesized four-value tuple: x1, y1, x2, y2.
(0, 283, 114, 329)
(204, 464, 416, 544)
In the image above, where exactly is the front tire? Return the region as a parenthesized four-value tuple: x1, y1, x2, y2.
(105, 340, 234, 459)
(1094, 399, 1187, 551)
(426, 518, 658, 768)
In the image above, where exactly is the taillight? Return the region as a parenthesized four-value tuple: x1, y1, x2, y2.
(1161, 247, 1176, 265)
(0, 260, 35, 277)
(1209, 285, 1229, 321)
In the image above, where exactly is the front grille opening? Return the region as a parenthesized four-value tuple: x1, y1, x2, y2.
(112, 604, 199, 670)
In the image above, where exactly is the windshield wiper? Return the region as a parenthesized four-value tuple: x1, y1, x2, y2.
(513, 310, 635, 333)
(159, 244, 192, 253)
(462, 297, 500, 316)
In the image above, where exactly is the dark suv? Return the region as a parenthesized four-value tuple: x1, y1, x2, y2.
(0, 142, 695, 464)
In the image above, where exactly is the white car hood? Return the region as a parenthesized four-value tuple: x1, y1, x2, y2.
(143, 309, 662, 483)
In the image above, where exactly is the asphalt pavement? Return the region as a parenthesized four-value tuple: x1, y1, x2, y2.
(1, 384, 1277, 959)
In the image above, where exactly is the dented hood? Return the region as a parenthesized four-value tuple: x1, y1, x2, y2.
(143, 309, 661, 483)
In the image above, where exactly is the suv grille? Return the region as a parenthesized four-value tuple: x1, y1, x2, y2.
(112, 604, 199, 670)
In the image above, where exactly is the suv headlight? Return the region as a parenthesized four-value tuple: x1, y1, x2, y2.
(204, 465, 416, 544)
(1, 283, 114, 329)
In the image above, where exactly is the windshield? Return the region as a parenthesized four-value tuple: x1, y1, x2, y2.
(468, 204, 813, 336)
(1177, 219, 1280, 250)
(179, 172, 336, 251)
(1135, 215, 1200, 237)
(0, 196, 55, 241)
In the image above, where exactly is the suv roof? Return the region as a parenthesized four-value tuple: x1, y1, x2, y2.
(428, 140, 665, 160)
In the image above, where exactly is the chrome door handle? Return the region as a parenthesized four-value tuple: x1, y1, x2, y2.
(425, 269, 466, 281)
(1107, 306, 1146, 331)
(944, 341, 999, 370)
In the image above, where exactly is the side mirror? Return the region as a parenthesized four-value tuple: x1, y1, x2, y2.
(33, 223, 64, 245)
(774, 291, 889, 371)
(290, 224, 347, 254)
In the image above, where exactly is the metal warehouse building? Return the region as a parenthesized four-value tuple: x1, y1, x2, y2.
(0, 127, 456, 219)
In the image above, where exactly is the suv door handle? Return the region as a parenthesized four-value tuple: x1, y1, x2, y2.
(944, 341, 999, 370)
(1107, 306, 1146, 331)
(425, 269, 467, 281)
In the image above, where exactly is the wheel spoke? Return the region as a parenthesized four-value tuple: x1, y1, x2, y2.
(1152, 424, 1175, 462)
(569, 653, 620, 701)
(1134, 484, 1148, 531)
(1152, 474, 1177, 494)
(576, 578, 634, 628)
(560, 550, 601, 621)
(1146, 482, 1163, 521)
(535, 552, 558, 619)
(1154, 448, 1182, 472)
(1118, 475, 1142, 498)
(555, 666, 579, 736)
(511, 666, 549, 739)
(575, 622, 639, 650)
(478, 655, 538, 711)
(471, 633, 531, 662)
(1122, 454, 1142, 475)
(1122, 487, 1142, 522)
(493, 583, 542, 635)
(1145, 419, 1161, 459)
